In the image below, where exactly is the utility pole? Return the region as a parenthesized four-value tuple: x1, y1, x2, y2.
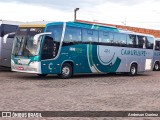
(74, 8, 79, 21)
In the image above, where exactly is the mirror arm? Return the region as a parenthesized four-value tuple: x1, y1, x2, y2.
(33, 32, 52, 45)
(3, 32, 16, 43)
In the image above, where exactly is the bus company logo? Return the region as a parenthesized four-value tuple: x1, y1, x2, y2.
(2, 112, 11, 117)
(69, 47, 76, 51)
(121, 49, 146, 56)
(48, 62, 53, 70)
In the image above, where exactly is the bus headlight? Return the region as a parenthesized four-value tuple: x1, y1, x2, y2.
(11, 60, 15, 69)
(29, 61, 38, 72)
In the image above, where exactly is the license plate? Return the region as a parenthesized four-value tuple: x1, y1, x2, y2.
(18, 67, 24, 70)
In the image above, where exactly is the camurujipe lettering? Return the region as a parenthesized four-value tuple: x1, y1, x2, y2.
(121, 49, 146, 56)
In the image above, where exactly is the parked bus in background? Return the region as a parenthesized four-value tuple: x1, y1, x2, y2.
(0, 20, 21, 67)
(11, 22, 154, 79)
(153, 38, 160, 71)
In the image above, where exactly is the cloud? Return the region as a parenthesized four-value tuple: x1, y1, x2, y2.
(2, 0, 160, 12)
(105, 0, 160, 6)
(1, 0, 106, 11)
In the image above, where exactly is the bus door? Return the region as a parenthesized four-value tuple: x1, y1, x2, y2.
(41, 35, 59, 74)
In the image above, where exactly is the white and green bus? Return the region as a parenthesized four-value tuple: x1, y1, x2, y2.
(153, 38, 160, 71)
(11, 22, 154, 78)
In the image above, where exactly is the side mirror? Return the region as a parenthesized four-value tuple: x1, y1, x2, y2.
(3, 32, 15, 43)
(33, 32, 52, 45)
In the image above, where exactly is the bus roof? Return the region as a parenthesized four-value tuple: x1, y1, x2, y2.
(20, 24, 46, 28)
(46, 21, 119, 32)
(19, 21, 52, 28)
(0, 20, 23, 25)
(18, 21, 155, 38)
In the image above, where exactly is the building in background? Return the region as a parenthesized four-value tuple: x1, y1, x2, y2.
(77, 20, 160, 38)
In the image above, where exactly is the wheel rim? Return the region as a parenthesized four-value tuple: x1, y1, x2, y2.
(155, 64, 159, 70)
(62, 66, 70, 76)
(131, 66, 136, 75)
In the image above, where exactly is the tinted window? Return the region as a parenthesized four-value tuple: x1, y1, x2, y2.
(146, 37, 154, 49)
(1, 24, 18, 38)
(114, 33, 127, 46)
(137, 35, 146, 48)
(127, 34, 137, 47)
(155, 40, 160, 51)
(46, 25, 63, 42)
(41, 37, 54, 60)
(99, 31, 114, 44)
(64, 27, 81, 42)
(82, 29, 98, 42)
(44, 25, 63, 59)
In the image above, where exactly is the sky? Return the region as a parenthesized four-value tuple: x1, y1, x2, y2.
(1, 0, 160, 30)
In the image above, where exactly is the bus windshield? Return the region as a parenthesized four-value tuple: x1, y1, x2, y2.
(12, 27, 44, 57)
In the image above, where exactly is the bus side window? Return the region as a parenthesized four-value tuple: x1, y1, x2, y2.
(64, 27, 81, 42)
(127, 35, 137, 48)
(155, 41, 160, 51)
(114, 33, 127, 46)
(146, 37, 154, 49)
(99, 31, 110, 43)
(82, 29, 98, 42)
(87, 30, 93, 42)
(109, 32, 114, 44)
(114, 33, 119, 45)
(92, 30, 98, 42)
(137, 35, 146, 48)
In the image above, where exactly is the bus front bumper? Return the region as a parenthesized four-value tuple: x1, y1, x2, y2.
(11, 60, 42, 74)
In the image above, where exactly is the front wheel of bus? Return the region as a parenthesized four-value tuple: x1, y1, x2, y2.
(58, 63, 73, 79)
(129, 64, 137, 76)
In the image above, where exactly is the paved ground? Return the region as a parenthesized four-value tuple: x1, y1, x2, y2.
(0, 67, 160, 120)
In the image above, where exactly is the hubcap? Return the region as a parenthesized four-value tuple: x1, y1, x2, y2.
(155, 64, 159, 70)
(131, 67, 136, 74)
(62, 66, 70, 76)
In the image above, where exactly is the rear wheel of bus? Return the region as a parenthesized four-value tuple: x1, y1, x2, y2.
(129, 64, 137, 76)
(58, 63, 73, 79)
(154, 62, 160, 71)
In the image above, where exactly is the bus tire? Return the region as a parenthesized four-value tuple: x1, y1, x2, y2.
(58, 63, 73, 79)
(37, 74, 47, 77)
(154, 62, 160, 71)
(129, 64, 137, 76)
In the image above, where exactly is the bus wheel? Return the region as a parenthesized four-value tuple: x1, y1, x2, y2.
(154, 62, 160, 71)
(58, 63, 73, 79)
(129, 64, 137, 76)
(37, 74, 47, 77)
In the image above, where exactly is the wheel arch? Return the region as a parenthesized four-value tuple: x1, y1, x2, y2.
(153, 60, 160, 71)
(153, 60, 159, 66)
(129, 61, 138, 71)
(61, 60, 74, 72)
